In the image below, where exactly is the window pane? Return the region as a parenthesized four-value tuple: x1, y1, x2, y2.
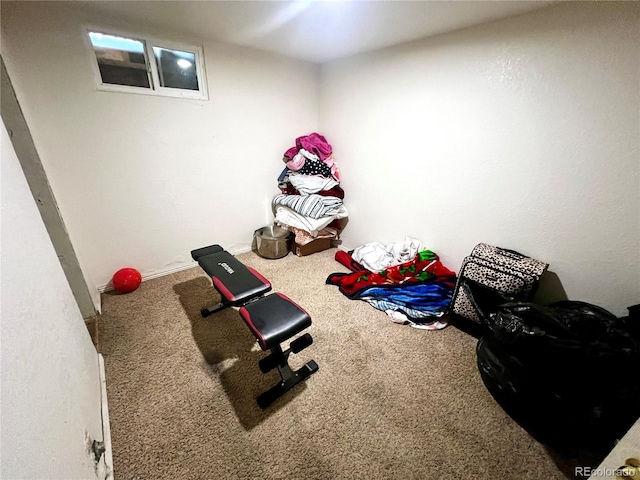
(89, 32, 150, 88)
(153, 47, 199, 91)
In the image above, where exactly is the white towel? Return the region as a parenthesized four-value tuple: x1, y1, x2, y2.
(288, 173, 339, 195)
(352, 237, 423, 272)
(274, 205, 348, 237)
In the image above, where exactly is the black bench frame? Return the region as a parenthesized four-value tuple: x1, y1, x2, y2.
(192, 244, 318, 409)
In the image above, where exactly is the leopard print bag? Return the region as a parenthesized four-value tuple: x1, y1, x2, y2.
(451, 244, 548, 325)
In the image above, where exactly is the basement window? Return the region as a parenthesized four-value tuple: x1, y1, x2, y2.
(87, 30, 208, 100)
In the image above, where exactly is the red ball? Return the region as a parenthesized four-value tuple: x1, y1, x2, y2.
(112, 268, 142, 294)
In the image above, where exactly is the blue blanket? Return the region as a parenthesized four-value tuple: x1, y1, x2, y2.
(356, 281, 454, 319)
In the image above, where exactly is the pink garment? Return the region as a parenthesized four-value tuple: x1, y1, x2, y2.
(283, 133, 333, 162)
(297, 133, 332, 160)
(333, 168, 340, 182)
(283, 146, 298, 160)
(323, 154, 335, 169)
(283, 133, 340, 179)
(285, 153, 306, 171)
(318, 153, 340, 181)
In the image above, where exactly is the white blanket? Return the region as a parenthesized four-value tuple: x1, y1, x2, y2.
(275, 205, 348, 237)
(289, 172, 339, 195)
(273, 194, 343, 219)
(352, 237, 423, 272)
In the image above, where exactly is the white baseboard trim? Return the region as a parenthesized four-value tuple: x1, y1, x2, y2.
(231, 246, 253, 256)
(97, 247, 254, 293)
(97, 261, 198, 293)
(139, 261, 200, 283)
(98, 354, 114, 480)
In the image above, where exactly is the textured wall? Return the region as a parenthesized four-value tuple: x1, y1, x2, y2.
(319, 2, 640, 316)
(1, 121, 103, 479)
(1, 2, 319, 292)
(3, 1, 639, 315)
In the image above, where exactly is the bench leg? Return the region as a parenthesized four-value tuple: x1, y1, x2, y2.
(200, 301, 230, 317)
(256, 344, 318, 410)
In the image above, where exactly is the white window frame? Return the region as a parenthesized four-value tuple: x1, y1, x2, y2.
(83, 25, 209, 101)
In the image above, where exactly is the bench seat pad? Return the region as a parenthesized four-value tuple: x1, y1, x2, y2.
(192, 246, 272, 305)
(239, 293, 311, 350)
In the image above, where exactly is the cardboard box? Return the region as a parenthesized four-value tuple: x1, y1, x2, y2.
(293, 237, 332, 257)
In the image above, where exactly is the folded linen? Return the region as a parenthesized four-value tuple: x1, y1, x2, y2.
(273, 194, 344, 219)
(288, 173, 339, 195)
(275, 205, 348, 237)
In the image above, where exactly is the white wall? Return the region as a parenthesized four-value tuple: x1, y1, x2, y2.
(1, 1, 319, 292)
(319, 2, 640, 316)
(1, 121, 103, 479)
(3, 2, 638, 316)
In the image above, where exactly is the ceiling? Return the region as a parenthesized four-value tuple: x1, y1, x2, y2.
(84, 1, 555, 64)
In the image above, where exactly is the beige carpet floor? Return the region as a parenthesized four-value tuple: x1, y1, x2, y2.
(100, 248, 572, 480)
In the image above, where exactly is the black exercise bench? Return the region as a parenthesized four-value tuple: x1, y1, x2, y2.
(191, 244, 318, 409)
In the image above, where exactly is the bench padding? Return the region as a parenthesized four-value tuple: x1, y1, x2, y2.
(192, 245, 271, 305)
(239, 293, 311, 350)
(192, 243, 318, 409)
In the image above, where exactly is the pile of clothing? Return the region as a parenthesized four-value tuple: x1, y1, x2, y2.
(326, 237, 457, 330)
(274, 133, 348, 244)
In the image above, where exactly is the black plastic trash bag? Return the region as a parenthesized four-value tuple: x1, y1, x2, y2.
(477, 301, 640, 457)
